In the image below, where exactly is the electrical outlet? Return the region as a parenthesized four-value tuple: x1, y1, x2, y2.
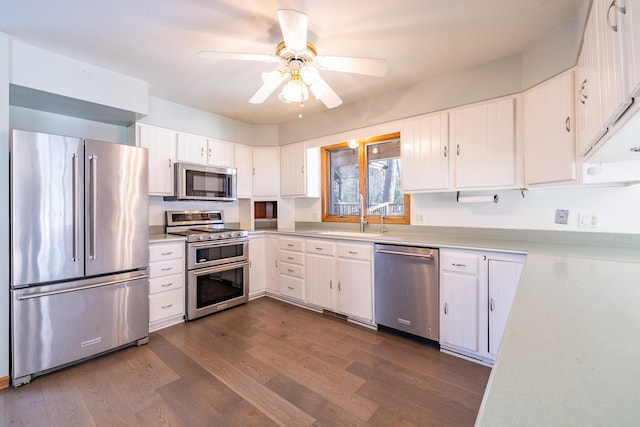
(555, 209, 569, 225)
(579, 212, 600, 228)
(414, 211, 425, 224)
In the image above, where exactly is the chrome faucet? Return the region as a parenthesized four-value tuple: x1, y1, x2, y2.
(380, 211, 386, 233)
(358, 194, 368, 232)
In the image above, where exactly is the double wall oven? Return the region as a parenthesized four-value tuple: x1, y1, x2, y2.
(166, 210, 249, 320)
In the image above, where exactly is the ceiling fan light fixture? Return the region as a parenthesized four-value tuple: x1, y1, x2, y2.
(278, 70, 309, 103)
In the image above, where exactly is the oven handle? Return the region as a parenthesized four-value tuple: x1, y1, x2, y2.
(190, 238, 248, 249)
(190, 260, 250, 275)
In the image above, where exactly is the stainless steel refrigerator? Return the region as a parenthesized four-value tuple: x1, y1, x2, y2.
(10, 129, 150, 386)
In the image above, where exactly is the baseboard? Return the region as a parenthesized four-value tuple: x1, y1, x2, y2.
(0, 375, 9, 390)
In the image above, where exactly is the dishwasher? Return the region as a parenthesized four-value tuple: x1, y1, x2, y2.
(374, 244, 439, 341)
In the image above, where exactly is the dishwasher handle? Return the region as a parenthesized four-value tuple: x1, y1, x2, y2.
(375, 248, 435, 260)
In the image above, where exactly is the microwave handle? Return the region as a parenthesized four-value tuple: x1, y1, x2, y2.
(226, 174, 232, 196)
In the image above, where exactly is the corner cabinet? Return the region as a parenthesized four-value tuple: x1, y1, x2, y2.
(280, 143, 320, 198)
(440, 248, 525, 365)
(451, 97, 517, 189)
(137, 124, 177, 196)
(523, 70, 576, 186)
(401, 112, 450, 192)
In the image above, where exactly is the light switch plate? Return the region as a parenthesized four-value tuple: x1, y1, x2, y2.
(555, 209, 569, 225)
(579, 212, 600, 228)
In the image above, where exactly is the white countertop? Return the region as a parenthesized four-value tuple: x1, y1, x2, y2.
(255, 227, 640, 425)
(149, 233, 187, 243)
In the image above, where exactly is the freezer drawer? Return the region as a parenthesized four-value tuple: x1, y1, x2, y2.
(11, 274, 149, 386)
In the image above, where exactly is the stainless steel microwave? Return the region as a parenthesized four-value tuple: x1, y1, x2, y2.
(165, 162, 237, 202)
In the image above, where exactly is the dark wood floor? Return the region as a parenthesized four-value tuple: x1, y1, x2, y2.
(0, 297, 491, 426)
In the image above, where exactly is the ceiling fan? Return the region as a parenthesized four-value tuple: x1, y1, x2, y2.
(199, 9, 388, 111)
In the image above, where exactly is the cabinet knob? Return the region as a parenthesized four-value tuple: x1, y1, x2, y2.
(565, 117, 571, 133)
(444, 302, 448, 315)
(443, 146, 447, 158)
(490, 298, 495, 312)
(456, 144, 460, 156)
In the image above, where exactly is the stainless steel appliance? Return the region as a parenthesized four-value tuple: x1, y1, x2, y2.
(166, 210, 249, 320)
(10, 129, 149, 386)
(374, 244, 439, 341)
(165, 162, 237, 202)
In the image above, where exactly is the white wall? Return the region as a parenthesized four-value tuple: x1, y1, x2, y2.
(295, 185, 640, 234)
(10, 106, 127, 143)
(0, 32, 10, 382)
(140, 96, 278, 146)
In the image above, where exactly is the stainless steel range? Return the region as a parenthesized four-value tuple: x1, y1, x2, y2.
(166, 210, 249, 320)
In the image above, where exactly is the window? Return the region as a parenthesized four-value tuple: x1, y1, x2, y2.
(321, 132, 410, 224)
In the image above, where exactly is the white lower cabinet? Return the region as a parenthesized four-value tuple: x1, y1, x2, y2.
(305, 239, 374, 324)
(265, 236, 280, 295)
(279, 237, 305, 302)
(248, 235, 266, 298)
(440, 248, 525, 365)
(148, 240, 185, 332)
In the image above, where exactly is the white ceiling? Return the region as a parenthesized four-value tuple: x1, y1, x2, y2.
(1, 0, 582, 125)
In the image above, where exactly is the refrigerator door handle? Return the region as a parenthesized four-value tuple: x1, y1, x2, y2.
(89, 155, 97, 260)
(17, 274, 149, 300)
(72, 153, 80, 262)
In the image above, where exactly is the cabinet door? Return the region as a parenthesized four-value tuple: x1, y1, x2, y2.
(253, 147, 280, 197)
(453, 98, 515, 189)
(440, 271, 479, 353)
(337, 258, 373, 321)
(208, 139, 235, 167)
(280, 143, 305, 197)
(523, 70, 576, 185)
(265, 236, 280, 294)
(488, 260, 524, 357)
(576, 5, 607, 155)
(626, 0, 640, 96)
(234, 143, 253, 198)
(595, 0, 631, 127)
(401, 112, 450, 191)
(176, 132, 207, 164)
(306, 253, 336, 309)
(138, 124, 176, 196)
(249, 236, 266, 296)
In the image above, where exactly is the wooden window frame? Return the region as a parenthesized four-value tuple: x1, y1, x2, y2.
(321, 132, 410, 225)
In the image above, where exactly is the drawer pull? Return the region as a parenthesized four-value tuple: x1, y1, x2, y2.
(161, 267, 173, 272)
(287, 243, 294, 247)
(444, 302, 448, 314)
(287, 286, 294, 290)
(348, 251, 358, 255)
(287, 256, 294, 260)
(162, 304, 173, 309)
(161, 251, 173, 256)
(490, 298, 495, 312)
(161, 283, 173, 288)
(315, 247, 323, 250)
(287, 269, 294, 273)
(452, 263, 466, 267)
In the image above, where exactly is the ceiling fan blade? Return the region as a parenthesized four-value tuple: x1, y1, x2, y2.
(199, 51, 278, 63)
(315, 55, 388, 77)
(308, 74, 343, 109)
(249, 70, 286, 104)
(277, 9, 307, 52)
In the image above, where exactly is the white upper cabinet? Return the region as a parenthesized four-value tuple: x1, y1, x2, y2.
(234, 143, 253, 198)
(207, 138, 235, 168)
(623, 0, 640, 97)
(176, 132, 207, 164)
(280, 143, 319, 198)
(596, 0, 631, 127)
(401, 112, 450, 192)
(137, 123, 177, 196)
(451, 97, 516, 189)
(577, 0, 632, 157)
(252, 147, 280, 197)
(524, 70, 576, 186)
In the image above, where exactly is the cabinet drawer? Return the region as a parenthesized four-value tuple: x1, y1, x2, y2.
(149, 241, 184, 262)
(306, 239, 336, 255)
(280, 275, 304, 300)
(337, 243, 372, 260)
(280, 250, 304, 265)
(149, 288, 185, 322)
(440, 252, 479, 275)
(280, 237, 304, 252)
(150, 258, 184, 278)
(280, 262, 304, 278)
(149, 273, 185, 295)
